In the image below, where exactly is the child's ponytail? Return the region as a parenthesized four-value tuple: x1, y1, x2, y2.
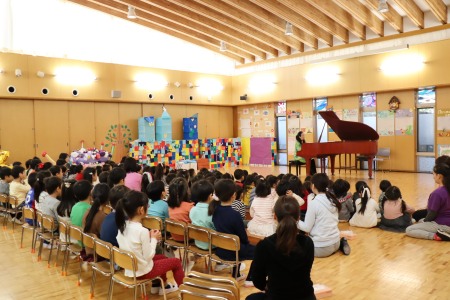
(358, 185, 371, 215)
(115, 197, 128, 234)
(208, 199, 220, 216)
(84, 183, 110, 233)
(115, 190, 148, 234)
(311, 173, 341, 212)
(274, 196, 301, 255)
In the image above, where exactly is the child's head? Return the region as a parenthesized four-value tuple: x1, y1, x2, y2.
(311, 173, 341, 211)
(57, 179, 77, 217)
(84, 183, 110, 233)
(30, 158, 41, 171)
(12, 161, 21, 167)
(385, 186, 402, 200)
(109, 185, 130, 209)
(73, 180, 93, 201)
(165, 173, 176, 185)
(275, 179, 290, 196)
(123, 157, 140, 173)
(99, 171, 110, 185)
(332, 179, 350, 198)
(56, 159, 67, 166)
(44, 176, 62, 196)
(191, 180, 214, 203)
(355, 181, 367, 193)
(11, 165, 25, 179)
(214, 179, 237, 202)
(27, 172, 38, 187)
(274, 195, 301, 255)
(0, 167, 13, 182)
(357, 183, 371, 215)
(233, 169, 244, 181)
(254, 178, 270, 198)
(146, 180, 166, 201)
(109, 167, 126, 186)
(266, 175, 278, 189)
(288, 176, 304, 196)
(83, 167, 97, 184)
(167, 177, 190, 208)
(34, 171, 52, 202)
(235, 186, 243, 201)
(379, 180, 392, 192)
(49, 165, 63, 178)
(115, 190, 148, 233)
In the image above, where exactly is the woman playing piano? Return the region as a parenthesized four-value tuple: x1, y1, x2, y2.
(294, 131, 317, 175)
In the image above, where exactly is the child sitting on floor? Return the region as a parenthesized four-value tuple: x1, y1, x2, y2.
(332, 179, 354, 222)
(350, 184, 380, 228)
(379, 186, 415, 232)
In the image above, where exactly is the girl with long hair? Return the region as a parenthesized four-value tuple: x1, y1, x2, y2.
(349, 183, 380, 228)
(246, 196, 315, 300)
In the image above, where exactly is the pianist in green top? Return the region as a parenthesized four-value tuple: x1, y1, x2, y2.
(293, 131, 316, 175)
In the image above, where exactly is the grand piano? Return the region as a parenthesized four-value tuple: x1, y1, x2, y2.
(297, 111, 379, 178)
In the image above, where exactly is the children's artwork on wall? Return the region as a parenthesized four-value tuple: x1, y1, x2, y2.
(437, 109, 450, 137)
(377, 110, 395, 136)
(156, 110, 172, 142)
(395, 109, 413, 136)
(105, 124, 133, 160)
(183, 115, 198, 140)
(138, 116, 155, 142)
(262, 110, 269, 116)
(254, 110, 260, 116)
(438, 144, 450, 156)
(265, 121, 271, 127)
(243, 109, 249, 115)
(300, 112, 314, 134)
(343, 109, 358, 122)
(237, 104, 275, 138)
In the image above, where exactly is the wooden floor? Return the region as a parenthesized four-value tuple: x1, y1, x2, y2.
(1, 167, 450, 300)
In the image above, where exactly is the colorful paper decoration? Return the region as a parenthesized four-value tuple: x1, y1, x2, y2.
(138, 116, 155, 142)
(183, 117, 198, 140)
(156, 111, 172, 142)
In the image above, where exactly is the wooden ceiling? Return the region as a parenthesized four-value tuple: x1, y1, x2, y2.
(70, 0, 449, 65)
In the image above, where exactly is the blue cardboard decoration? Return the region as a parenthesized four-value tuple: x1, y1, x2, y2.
(183, 116, 198, 140)
(156, 111, 172, 142)
(138, 116, 155, 142)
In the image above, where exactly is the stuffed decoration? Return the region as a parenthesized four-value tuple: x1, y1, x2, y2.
(389, 96, 400, 111)
(69, 140, 112, 165)
(0, 150, 10, 166)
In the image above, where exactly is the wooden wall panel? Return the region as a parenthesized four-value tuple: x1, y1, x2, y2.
(0, 100, 36, 163)
(94, 103, 119, 161)
(219, 107, 234, 138)
(436, 87, 450, 152)
(118, 103, 142, 158)
(68, 102, 95, 151)
(34, 100, 69, 157)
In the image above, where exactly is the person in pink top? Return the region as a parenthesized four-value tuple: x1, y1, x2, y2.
(167, 177, 194, 242)
(379, 186, 415, 232)
(123, 157, 142, 191)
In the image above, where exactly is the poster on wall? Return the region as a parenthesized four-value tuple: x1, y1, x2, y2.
(395, 109, 414, 136)
(343, 109, 359, 122)
(240, 118, 251, 138)
(377, 110, 395, 136)
(438, 144, 450, 156)
(437, 109, 450, 137)
(300, 112, 314, 134)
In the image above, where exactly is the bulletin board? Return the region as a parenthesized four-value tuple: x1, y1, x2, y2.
(437, 109, 450, 137)
(377, 110, 395, 136)
(237, 103, 275, 138)
(395, 109, 414, 136)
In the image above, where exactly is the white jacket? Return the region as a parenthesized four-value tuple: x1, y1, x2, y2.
(298, 193, 340, 247)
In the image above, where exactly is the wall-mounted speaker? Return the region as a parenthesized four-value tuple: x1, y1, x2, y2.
(72, 89, 78, 96)
(111, 90, 122, 98)
(41, 88, 49, 95)
(7, 86, 16, 93)
(240, 94, 248, 101)
(169, 94, 174, 100)
(148, 93, 153, 99)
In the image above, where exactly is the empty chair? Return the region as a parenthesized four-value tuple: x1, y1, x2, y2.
(0, 194, 9, 229)
(20, 207, 37, 252)
(110, 246, 166, 300)
(90, 238, 113, 299)
(374, 147, 391, 171)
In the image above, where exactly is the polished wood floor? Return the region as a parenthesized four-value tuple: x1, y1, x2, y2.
(1, 167, 449, 300)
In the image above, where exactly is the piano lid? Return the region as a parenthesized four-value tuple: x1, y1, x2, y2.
(319, 111, 379, 141)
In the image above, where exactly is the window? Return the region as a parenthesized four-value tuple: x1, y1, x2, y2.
(314, 97, 328, 143)
(416, 87, 435, 153)
(417, 88, 436, 105)
(277, 102, 286, 115)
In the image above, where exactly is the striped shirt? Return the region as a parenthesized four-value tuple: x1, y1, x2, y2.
(249, 196, 276, 226)
(232, 199, 246, 220)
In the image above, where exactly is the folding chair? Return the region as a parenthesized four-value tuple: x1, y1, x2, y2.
(103, 205, 113, 215)
(62, 225, 84, 284)
(6, 195, 21, 231)
(186, 224, 212, 273)
(164, 218, 188, 269)
(36, 215, 59, 267)
(0, 193, 9, 229)
(20, 207, 37, 252)
(110, 246, 166, 300)
(209, 231, 240, 279)
(142, 215, 164, 246)
(55, 219, 71, 271)
(90, 238, 113, 299)
(186, 271, 239, 299)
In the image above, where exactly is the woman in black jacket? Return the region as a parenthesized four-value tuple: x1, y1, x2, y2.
(246, 195, 316, 300)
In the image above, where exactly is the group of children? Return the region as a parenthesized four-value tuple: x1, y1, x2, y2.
(2, 152, 450, 299)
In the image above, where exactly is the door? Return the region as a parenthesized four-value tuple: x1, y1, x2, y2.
(0, 100, 36, 163)
(34, 100, 70, 158)
(276, 116, 287, 165)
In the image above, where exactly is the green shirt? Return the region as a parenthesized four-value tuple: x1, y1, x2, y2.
(294, 141, 306, 163)
(70, 201, 91, 227)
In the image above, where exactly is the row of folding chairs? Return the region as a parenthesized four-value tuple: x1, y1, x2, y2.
(19, 208, 167, 300)
(0, 193, 23, 231)
(160, 218, 243, 279)
(179, 271, 239, 300)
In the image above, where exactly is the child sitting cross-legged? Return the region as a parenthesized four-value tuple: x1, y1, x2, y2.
(349, 183, 380, 228)
(116, 190, 184, 295)
(379, 186, 415, 232)
(332, 179, 354, 222)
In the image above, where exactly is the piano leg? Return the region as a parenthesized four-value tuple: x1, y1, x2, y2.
(305, 158, 311, 176)
(330, 155, 336, 175)
(368, 157, 374, 179)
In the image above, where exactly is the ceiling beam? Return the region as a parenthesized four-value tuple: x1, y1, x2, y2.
(116, 0, 268, 59)
(223, 0, 315, 49)
(70, 0, 247, 63)
(188, 0, 300, 53)
(423, 0, 447, 24)
(305, 0, 365, 40)
(249, 0, 333, 47)
(390, 0, 424, 29)
(364, 0, 403, 33)
(278, 0, 349, 43)
(333, 0, 384, 36)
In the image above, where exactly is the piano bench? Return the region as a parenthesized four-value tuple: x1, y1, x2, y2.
(289, 160, 305, 176)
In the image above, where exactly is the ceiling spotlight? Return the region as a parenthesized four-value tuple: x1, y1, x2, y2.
(285, 22, 293, 36)
(174, 81, 181, 88)
(378, 0, 389, 13)
(127, 6, 137, 19)
(220, 41, 227, 52)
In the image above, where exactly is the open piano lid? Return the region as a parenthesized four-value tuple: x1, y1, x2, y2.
(319, 111, 379, 141)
